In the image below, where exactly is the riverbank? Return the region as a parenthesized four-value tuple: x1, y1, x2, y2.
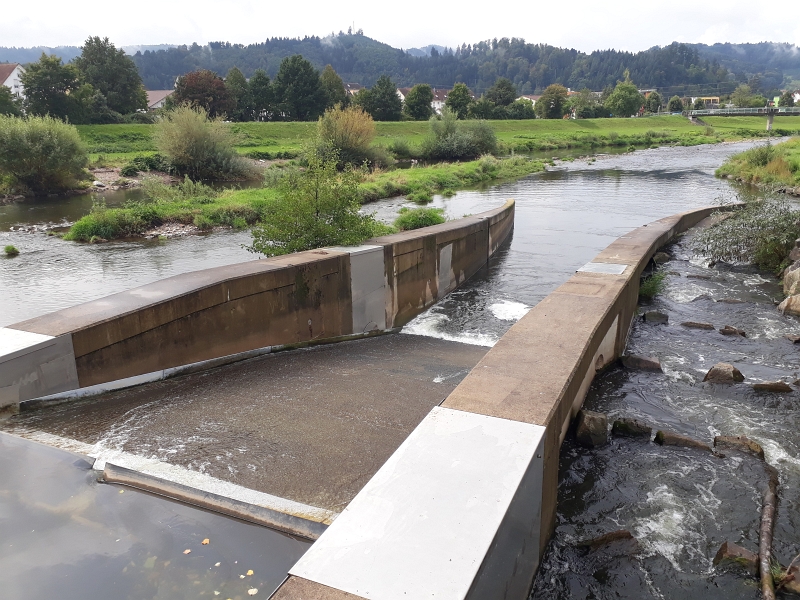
(63, 155, 547, 241)
(716, 137, 800, 195)
(77, 116, 800, 166)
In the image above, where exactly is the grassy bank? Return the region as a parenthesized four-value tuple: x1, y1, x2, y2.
(64, 155, 546, 241)
(715, 137, 800, 189)
(78, 116, 800, 166)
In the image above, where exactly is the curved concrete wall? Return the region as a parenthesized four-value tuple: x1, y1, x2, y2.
(278, 205, 720, 600)
(0, 200, 515, 408)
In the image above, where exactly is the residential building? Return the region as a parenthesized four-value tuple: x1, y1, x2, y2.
(146, 90, 174, 110)
(344, 83, 363, 97)
(0, 63, 25, 100)
(517, 94, 541, 107)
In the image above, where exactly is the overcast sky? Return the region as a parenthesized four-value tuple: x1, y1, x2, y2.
(2, 0, 799, 53)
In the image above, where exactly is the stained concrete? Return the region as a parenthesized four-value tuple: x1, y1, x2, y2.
(2, 334, 487, 513)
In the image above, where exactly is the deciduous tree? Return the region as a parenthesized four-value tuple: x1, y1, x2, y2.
(174, 69, 235, 118)
(225, 67, 252, 121)
(485, 77, 517, 107)
(73, 37, 147, 115)
(604, 80, 644, 117)
(0, 86, 21, 116)
(354, 75, 402, 121)
(445, 83, 473, 119)
(249, 70, 273, 121)
(320, 65, 348, 109)
(20, 54, 93, 123)
(272, 55, 327, 121)
(778, 91, 795, 107)
(645, 91, 662, 113)
(667, 95, 684, 112)
(534, 84, 569, 119)
(403, 84, 433, 120)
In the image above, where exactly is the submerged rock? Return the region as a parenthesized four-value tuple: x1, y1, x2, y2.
(654, 430, 712, 452)
(752, 381, 793, 393)
(575, 410, 608, 448)
(719, 325, 746, 337)
(703, 362, 744, 384)
(578, 530, 638, 552)
(611, 418, 652, 438)
(717, 297, 745, 304)
(621, 355, 662, 371)
(778, 295, 800, 317)
(686, 274, 712, 280)
(682, 321, 715, 330)
(712, 541, 758, 576)
(714, 435, 765, 460)
(643, 310, 668, 324)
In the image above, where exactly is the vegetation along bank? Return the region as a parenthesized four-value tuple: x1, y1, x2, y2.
(716, 137, 800, 195)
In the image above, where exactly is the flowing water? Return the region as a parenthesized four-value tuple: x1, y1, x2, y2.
(2, 140, 797, 598)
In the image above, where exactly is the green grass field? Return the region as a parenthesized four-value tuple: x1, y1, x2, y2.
(79, 116, 800, 166)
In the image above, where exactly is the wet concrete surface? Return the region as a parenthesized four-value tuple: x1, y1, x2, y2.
(0, 431, 310, 600)
(3, 334, 488, 512)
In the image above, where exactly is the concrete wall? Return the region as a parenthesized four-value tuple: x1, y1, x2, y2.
(0, 200, 515, 409)
(274, 205, 719, 600)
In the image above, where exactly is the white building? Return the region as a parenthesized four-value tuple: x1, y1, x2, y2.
(793, 90, 800, 104)
(517, 94, 541, 107)
(0, 63, 25, 100)
(146, 90, 174, 110)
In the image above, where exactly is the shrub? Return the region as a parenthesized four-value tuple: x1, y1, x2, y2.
(4, 244, 19, 256)
(407, 190, 433, 203)
(316, 105, 377, 167)
(394, 207, 446, 231)
(639, 270, 666, 298)
(693, 198, 800, 273)
(154, 105, 256, 180)
(420, 107, 497, 161)
(0, 115, 88, 193)
(141, 175, 218, 204)
(249, 149, 383, 256)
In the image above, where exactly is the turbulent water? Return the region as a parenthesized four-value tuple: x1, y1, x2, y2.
(529, 232, 799, 600)
(2, 139, 797, 598)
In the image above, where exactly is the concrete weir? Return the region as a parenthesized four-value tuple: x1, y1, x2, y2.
(0, 200, 514, 408)
(273, 205, 721, 600)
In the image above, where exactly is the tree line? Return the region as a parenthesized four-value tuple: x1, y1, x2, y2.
(125, 34, 747, 96)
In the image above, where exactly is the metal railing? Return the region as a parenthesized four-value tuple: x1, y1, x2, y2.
(687, 107, 800, 116)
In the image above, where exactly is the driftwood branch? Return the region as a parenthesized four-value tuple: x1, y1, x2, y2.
(760, 465, 779, 600)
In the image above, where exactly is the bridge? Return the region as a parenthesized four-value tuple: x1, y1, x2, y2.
(686, 106, 800, 130)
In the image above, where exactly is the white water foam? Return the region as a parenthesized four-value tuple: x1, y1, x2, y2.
(401, 311, 498, 347)
(489, 300, 530, 322)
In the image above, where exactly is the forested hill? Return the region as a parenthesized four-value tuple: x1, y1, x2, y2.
(2, 35, 798, 95)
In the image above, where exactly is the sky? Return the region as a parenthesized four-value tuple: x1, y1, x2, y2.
(2, 0, 799, 53)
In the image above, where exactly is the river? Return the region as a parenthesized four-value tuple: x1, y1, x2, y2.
(2, 140, 796, 599)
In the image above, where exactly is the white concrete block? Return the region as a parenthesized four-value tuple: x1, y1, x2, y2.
(577, 262, 628, 275)
(290, 406, 546, 600)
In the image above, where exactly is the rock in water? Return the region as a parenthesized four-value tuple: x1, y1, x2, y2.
(784, 334, 800, 344)
(778, 295, 800, 317)
(578, 530, 638, 552)
(682, 321, 715, 330)
(575, 410, 608, 448)
(611, 418, 652, 438)
(719, 325, 746, 337)
(714, 435, 765, 460)
(652, 252, 672, 264)
(752, 381, 793, 393)
(621, 355, 662, 371)
(783, 261, 800, 295)
(703, 362, 744, 383)
(654, 430, 712, 452)
(644, 310, 668, 324)
(713, 541, 759, 576)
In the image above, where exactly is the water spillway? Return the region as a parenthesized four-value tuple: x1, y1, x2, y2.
(2, 140, 796, 599)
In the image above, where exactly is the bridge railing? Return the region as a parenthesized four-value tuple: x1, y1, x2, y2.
(687, 107, 800, 117)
